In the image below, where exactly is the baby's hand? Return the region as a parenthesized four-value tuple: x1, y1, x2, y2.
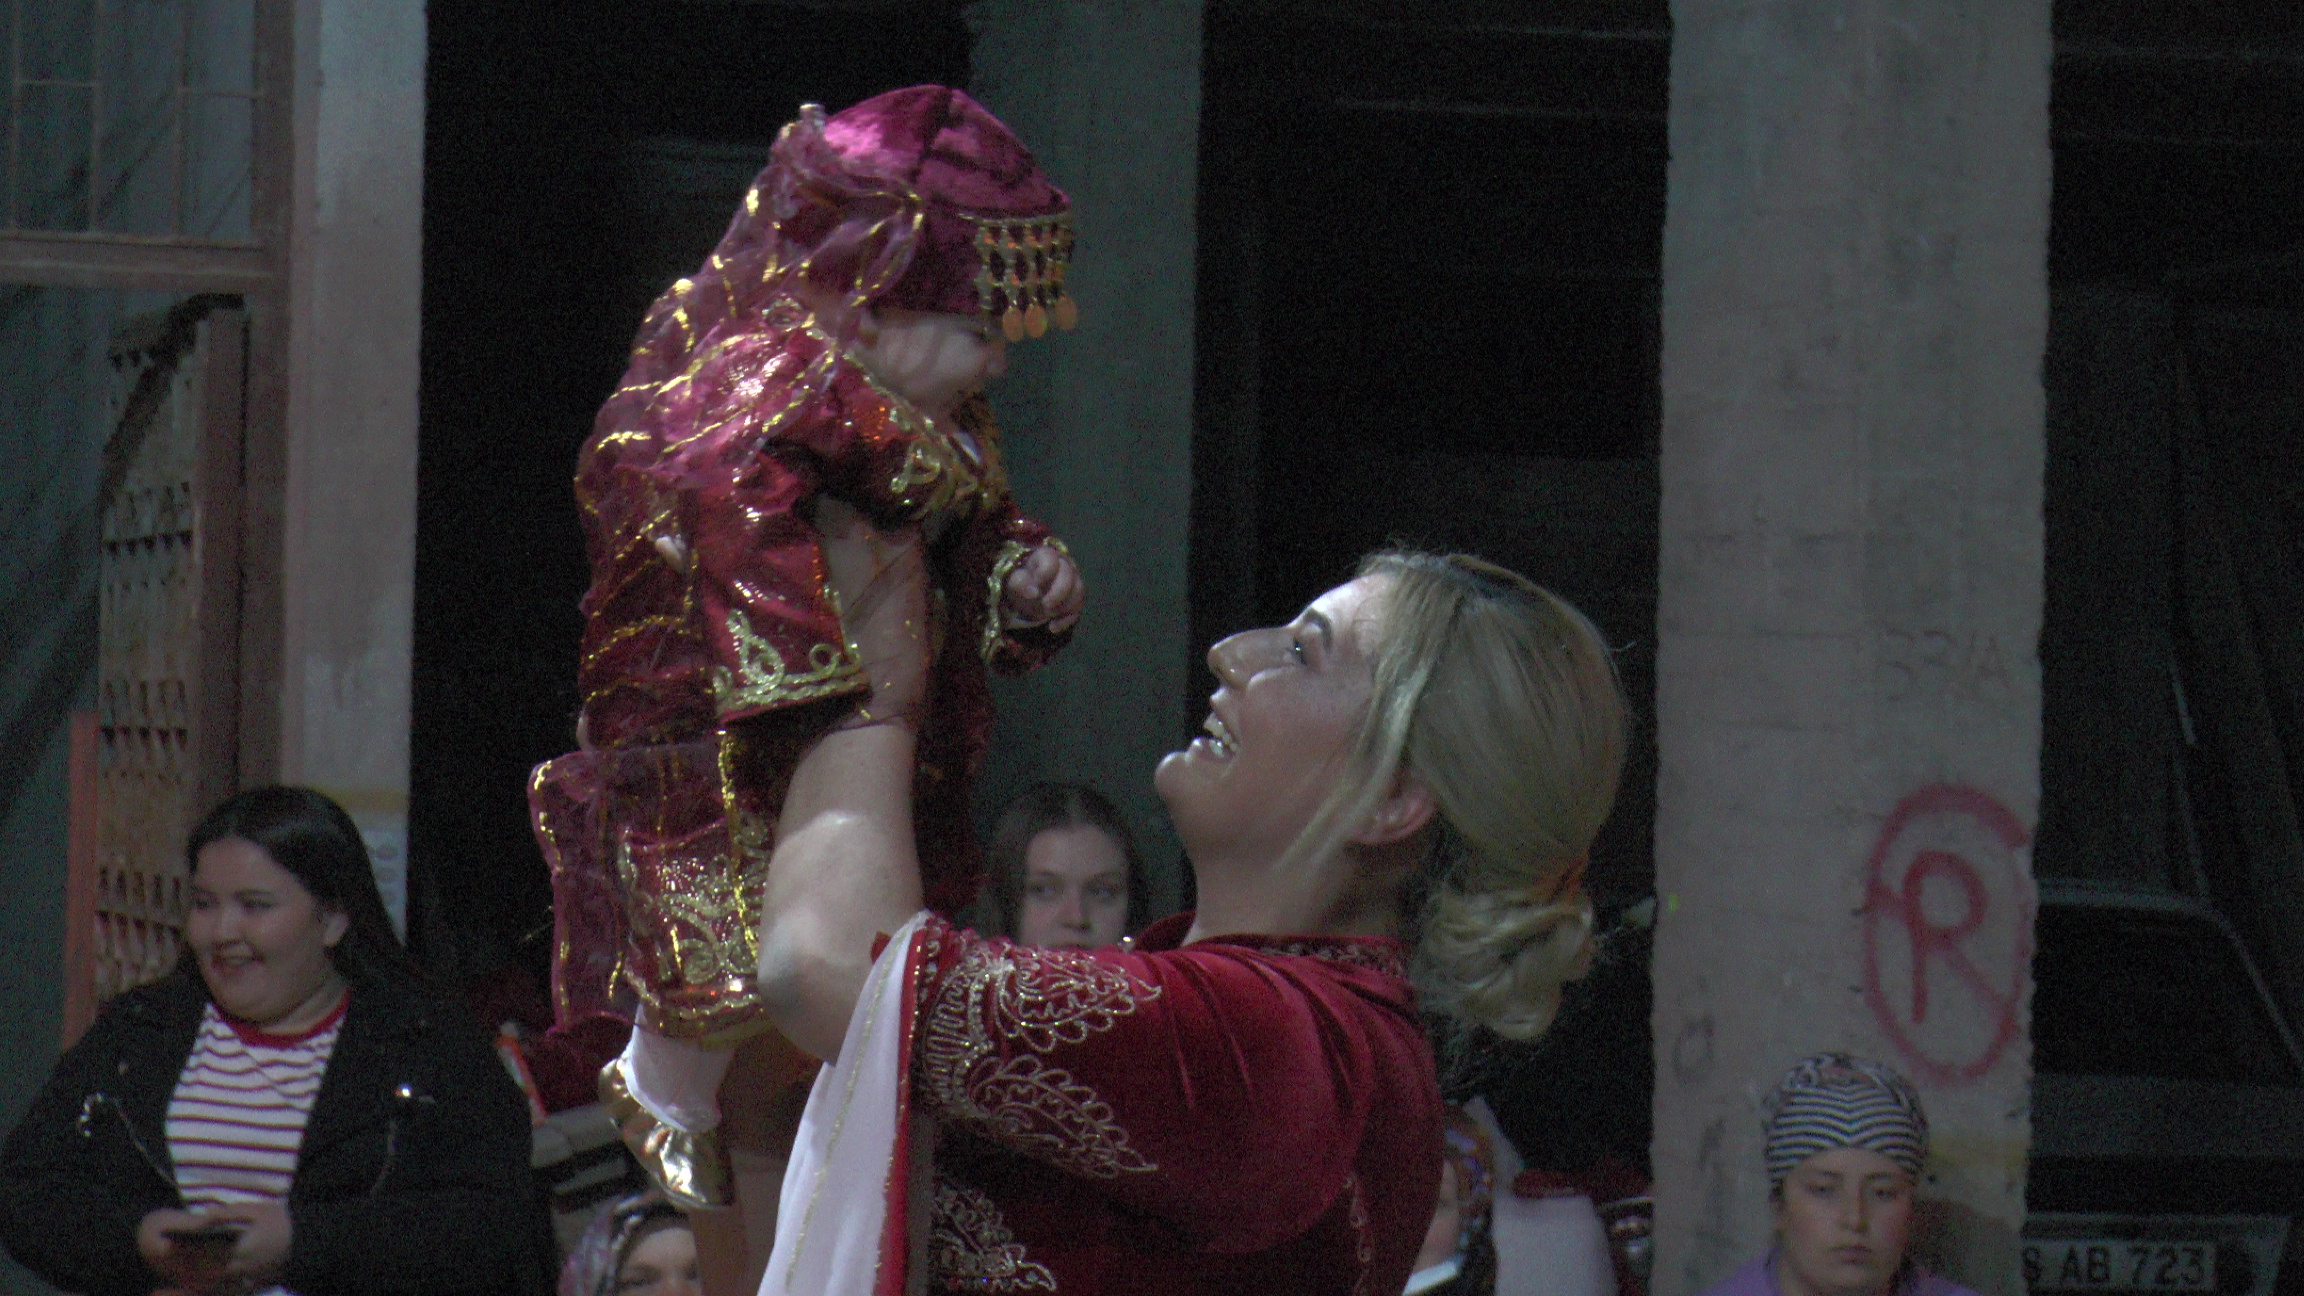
(1002, 544, 1084, 635)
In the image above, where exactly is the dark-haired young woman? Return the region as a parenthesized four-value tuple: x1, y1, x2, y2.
(0, 786, 552, 1296)
(979, 782, 1151, 949)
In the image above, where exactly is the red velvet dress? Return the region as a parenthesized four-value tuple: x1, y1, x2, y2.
(531, 302, 1068, 1041)
(908, 913, 1444, 1295)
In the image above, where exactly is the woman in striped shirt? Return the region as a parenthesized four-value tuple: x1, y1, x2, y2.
(0, 787, 551, 1296)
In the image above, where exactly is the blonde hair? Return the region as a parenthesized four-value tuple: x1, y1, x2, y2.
(1289, 551, 1629, 1040)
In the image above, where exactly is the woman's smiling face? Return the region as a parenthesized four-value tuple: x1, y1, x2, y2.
(186, 837, 348, 1028)
(1156, 574, 1392, 869)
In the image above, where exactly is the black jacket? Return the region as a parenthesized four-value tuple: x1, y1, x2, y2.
(0, 969, 554, 1296)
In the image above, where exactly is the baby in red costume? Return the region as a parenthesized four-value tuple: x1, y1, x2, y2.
(529, 86, 1085, 1059)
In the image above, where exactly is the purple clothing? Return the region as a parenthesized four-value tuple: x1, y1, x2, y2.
(1698, 1253, 1985, 1296)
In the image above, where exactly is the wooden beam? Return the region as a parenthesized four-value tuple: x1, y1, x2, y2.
(0, 233, 275, 291)
(196, 310, 250, 817)
(233, 0, 294, 785)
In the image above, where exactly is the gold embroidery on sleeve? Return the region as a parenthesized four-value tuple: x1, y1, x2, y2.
(929, 1177, 1056, 1291)
(889, 436, 951, 503)
(709, 606, 866, 716)
(920, 943, 1160, 1178)
(1343, 1171, 1374, 1296)
(830, 341, 993, 521)
(979, 539, 1036, 667)
(671, 278, 695, 350)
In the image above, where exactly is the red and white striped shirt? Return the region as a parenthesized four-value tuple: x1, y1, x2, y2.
(166, 995, 347, 1207)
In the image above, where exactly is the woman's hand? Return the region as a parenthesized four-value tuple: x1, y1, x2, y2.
(756, 500, 932, 1060)
(1002, 544, 1085, 634)
(815, 498, 931, 724)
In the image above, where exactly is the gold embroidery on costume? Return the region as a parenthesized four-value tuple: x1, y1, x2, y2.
(671, 278, 695, 350)
(920, 943, 1160, 1178)
(979, 534, 1068, 667)
(535, 761, 628, 1023)
(869, 399, 979, 518)
(710, 606, 866, 716)
(930, 1177, 1056, 1292)
(889, 435, 956, 506)
(613, 831, 754, 990)
(654, 332, 833, 447)
(606, 804, 778, 1046)
(583, 614, 693, 672)
(915, 923, 946, 1010)
(981, 540, 1035, 666)
(821, 330, 996, 523)
(583, 493, 683, 609)
(1343, 1171, 1374, 1296)
(1264, 941, 1408, 980)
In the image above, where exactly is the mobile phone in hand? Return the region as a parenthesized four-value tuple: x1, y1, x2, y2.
(163, 1221, 242, 1259)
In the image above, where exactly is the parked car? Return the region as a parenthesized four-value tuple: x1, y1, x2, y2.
(2028, 881, 2304, 1296)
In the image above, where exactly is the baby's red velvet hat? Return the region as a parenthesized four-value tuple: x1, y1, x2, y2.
(777, 85, 1076, 342)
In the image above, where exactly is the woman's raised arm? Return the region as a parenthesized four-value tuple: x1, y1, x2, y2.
(752, 500, 935, 1060)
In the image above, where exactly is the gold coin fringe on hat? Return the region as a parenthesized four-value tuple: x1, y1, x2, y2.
(971, 211, 1078, 342)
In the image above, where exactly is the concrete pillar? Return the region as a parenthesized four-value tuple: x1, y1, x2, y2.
(277, 0, 425, 931)
(965, 0, 1204, 911)
(1650, 4, 2049, 1294)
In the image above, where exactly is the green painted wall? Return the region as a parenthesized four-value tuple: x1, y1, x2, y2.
(967, 0, 1207, 915)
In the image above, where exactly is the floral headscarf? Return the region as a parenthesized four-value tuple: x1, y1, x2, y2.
(1442, 1105, 1497, 1253)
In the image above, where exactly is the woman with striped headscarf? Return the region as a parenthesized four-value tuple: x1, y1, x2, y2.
(1697, 1053, 1982, 1296)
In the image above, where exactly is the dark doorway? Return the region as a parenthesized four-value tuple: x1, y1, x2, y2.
(412, 1, 970, 990)
(1191, 0, 1670, 1179)
(2038, 0, 2304, 1008)
(2032, 0, 2304, 1234)
(1192, 0, 1669, 910)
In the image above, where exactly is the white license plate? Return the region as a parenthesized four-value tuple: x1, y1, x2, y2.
(2025, 1240, 2215, 1291)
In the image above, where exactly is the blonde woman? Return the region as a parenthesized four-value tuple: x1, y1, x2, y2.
(639, 506, 1628, 1296)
